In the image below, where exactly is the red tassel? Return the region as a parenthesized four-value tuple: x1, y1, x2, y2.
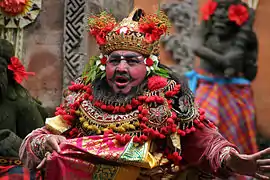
(185, 128, 191, 134)
(119, 106, 126, 113)
(161, 127, 168, 134)
(88, 95, 94, 101)
(83, 93, 89, 100)
(133, 136, 140, 143)
(156, 97, 164, 104)
(138, 106, 143, 112)
(140, 135, 148, 142)
(125, 104, 133, 111)
(113, 106, 120, 113)
(107, 105, 114, 112)
(141, 109, 149, 116)
(138, 114, 143, 119)
(138, 96, 147, 101)
(142, 117, 148, 122)
(69, 109, 76, 115)
(171, 127, 177, 133)
(177, 129, 186, 136)
(140, 123, 147, 129)
(167, 118, 174, 124)
(116, 134, 122, 141)
(190, 126, 196, 132)
(159, 134, 166, 139)
(124, 134, 131, 142)
(101, 104, 107, 110)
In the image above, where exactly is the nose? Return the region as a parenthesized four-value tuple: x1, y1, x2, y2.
(116, 60, 128, 73)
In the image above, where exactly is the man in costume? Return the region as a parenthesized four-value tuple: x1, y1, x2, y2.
(19, 9, 270, 180)
(186, 0, 258, 170)
(0, 39, 46, 179)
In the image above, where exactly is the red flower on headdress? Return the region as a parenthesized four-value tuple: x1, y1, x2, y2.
(201, 0, 218, 21)
(228, 4, 249, 26)
(145, 57, 154, 66)
(7, 56, 35, 84)
(100, 56, 107, 65)
(88, 12, 116, 45)
(139, 22, 164, 43)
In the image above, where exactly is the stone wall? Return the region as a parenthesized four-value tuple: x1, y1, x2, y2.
(23, 0, 65, 114)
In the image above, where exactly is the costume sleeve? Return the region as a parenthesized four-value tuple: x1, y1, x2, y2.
(181, 125, 238, 178)
(19, 127, 53, 170)
(172, 81, 238, 178)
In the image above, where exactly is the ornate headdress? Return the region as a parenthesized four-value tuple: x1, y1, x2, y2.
(84, 9, 170, 83)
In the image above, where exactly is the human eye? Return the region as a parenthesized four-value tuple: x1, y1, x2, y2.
(128, 59, 140, 65)
(109, 59, 120, 65)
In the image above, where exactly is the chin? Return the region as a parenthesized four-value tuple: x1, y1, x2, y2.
(113, 86, 132, 95)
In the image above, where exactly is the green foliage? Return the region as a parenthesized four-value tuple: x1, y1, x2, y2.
(82, 56, 106, 84)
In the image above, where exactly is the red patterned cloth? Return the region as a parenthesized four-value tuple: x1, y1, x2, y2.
(193, 70, 258, 154)
(0, 165, 41, 180)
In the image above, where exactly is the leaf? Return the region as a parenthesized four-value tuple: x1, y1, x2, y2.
(170, 132, 181, 150)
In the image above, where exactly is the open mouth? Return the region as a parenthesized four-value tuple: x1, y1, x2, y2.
(114, 76, 129, 87)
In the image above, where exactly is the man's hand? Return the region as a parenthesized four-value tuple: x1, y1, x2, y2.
(44, 134, 66, 153)
(226, 148, 270, 179)
(36, 134, 66, 170)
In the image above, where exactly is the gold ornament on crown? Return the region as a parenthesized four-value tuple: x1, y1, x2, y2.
(88, 9, 170, 56)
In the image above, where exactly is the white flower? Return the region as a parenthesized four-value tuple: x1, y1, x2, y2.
(96, 60, 101, 66)
(146, 65, 154, 73)
(150, 54, 159, 64)
(120, 27, 128, 34)
(99, 53, 103, 59)
(99, 65, 105, 71)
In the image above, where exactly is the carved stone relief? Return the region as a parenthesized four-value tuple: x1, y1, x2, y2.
(161, 0, 198, 75)
(63, 0, 134, 88)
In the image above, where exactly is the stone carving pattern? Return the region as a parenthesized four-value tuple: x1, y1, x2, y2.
(63, 0, 86, 88)
(161, 0, 198, 75)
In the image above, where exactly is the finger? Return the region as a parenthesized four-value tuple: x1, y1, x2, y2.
(48, 138, 61, 153)
(44, 145, 54, 153)
(56, 136, 66, 145)
(259, 166, 270, 172)
(36, 158, 46, 170)
(252, 148, 270, 159)
(258, 159, 270, 166)
(255, 173, 270, 180)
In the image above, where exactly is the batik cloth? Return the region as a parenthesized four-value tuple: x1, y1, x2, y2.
(0, 165, 40, 180)
(45, 134, 158, 180)
(185, 70, 258, 154)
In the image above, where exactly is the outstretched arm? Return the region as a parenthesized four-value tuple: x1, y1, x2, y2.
(181, 124, 238, 179)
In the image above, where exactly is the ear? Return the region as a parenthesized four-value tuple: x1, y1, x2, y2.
(132, 9, 145, 22)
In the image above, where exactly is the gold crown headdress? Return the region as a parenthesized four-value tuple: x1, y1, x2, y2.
(83, 9, 170, 83)
(88, 8, 170, 56)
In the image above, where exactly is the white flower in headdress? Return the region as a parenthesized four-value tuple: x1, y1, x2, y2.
(96, 53, 108, 71)
(144, 54, 159, 73)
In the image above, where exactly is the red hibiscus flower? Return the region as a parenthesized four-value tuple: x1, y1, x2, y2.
(148, 76, 168, 91)
(8, 56, 35, 84)
(89, 23, 115, 45)
(145, 58, 154, 66)
(228, 4, 249, 26)
(201, 0, 218, 21)
(100, 56, 107, 65)
(139, 22, 164, 43)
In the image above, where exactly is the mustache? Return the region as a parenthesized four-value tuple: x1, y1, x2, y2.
(111, 71, 132, 81)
